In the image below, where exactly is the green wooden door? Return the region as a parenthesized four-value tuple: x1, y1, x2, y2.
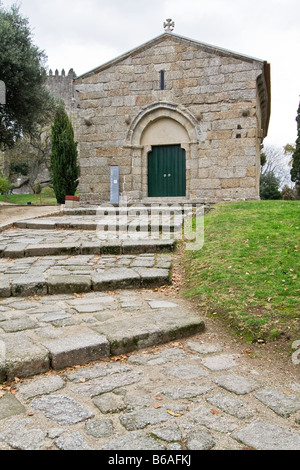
(148, 145, 186, 197)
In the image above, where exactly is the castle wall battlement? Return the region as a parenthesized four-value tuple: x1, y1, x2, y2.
(46, 68, 77, 112)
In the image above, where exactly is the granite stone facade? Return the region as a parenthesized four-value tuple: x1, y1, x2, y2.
(75, 32, 271, 205)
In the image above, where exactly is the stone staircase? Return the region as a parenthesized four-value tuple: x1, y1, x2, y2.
(0, 205, 205, 380)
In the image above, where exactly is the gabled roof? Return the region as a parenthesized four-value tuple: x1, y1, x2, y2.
(76, 31, 271, 137)
(76, 32, 267, 80)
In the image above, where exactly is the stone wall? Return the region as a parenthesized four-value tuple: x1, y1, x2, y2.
(75, 34, 270, 204)
(46, 68, 77, 114)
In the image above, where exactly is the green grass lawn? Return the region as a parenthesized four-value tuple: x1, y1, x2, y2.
(0, 187, 58, 205)
(183, 200, 300, 343)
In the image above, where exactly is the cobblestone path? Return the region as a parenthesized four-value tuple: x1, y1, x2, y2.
(0, 206, 299, 451)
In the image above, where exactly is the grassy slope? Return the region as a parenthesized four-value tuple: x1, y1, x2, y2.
(183, 200, 300, 343)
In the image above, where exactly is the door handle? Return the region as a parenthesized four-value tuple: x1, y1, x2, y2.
(168, 174, 171, 177)
(163, 174, 167, 177)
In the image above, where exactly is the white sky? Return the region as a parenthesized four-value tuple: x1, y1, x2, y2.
(1, 0, 299, 148)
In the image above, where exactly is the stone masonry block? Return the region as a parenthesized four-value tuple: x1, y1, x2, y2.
(43, 333, 110, 370)
(92, 268, 141, 291)
(47, 275, 92, 295)
(2, 334, 50, 381)
(11, 277, 48, 297)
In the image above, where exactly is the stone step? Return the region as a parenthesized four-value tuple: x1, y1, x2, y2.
(62, 204, 201, 216)
(0, 254, 172, 298)
(0, 238, 176, 259)
(0, 292, 205, 383)
(14, 215, 184, 232)
(92, 310, 205, 357)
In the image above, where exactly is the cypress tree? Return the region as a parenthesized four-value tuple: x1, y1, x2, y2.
(291, 101, 300, 188)
(50, 105, 79, 204)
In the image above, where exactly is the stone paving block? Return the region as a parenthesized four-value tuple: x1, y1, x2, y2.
(232, 419, 300, 450)
(122, 239, 175, 254)
(80, 242, 101, 255)
(1, 334, 50, 381)
(11, 276, 48, 297)
(187, 404, 238, 433)
(134, 267, 171, 287)
(0, 277, 11, 297)
(131, 257, 155, 268)
(161, 384, 213, 400)
(3, 244, 27, 258)
(92, 268, 141, 291)
(25, 244, 81, 257)
(101, 430, 165, 450)
(186, 429, 216, 450)
(38, 312, 72, 323)
(55, 431, 92, 450)
(31, 394, 94, 425)
(0, 316, 38, 333)
(47, 274, 92, 295)
(93, 393, 126, 414)
(70, 370, 144, 398)
(85, 418, 114, 438)
(15, 220, 56, 230)
(201, 353, 239, 371)
(206, 391, 254, 419)
(213, 373, 261, 395)
(123, 394, 152, 410)
(0, 418, 47, 450)
(187, 341, 224, 355)
(100, 241, 122, 255)
(18, 375, 65, 400)
(93, 310, 205, 355)
(164, 364, 209, 379)
(120, 407, 171, 431)
(127, 347, 186, 366)
(65, 362, 131, 383)
(0, 393, 25, 420)
(151, 424, 182, 443)
(68, 293, 116, 308)
(43, 332, 110, 370)
(70, 222, 97, 230)
(255, 388, 300, 417)
(10, 221, 27, 229)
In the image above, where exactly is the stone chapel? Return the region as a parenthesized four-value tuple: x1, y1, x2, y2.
(74, 22, 271, 205)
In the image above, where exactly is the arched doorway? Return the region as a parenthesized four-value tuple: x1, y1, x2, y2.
(148, 145, 186, 197)
(125, 102, 199, 200)
(141, 116, 189, 198)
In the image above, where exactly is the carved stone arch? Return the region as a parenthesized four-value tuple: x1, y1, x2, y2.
(126, 102, 199, 201)
(126, 101, 199, 146)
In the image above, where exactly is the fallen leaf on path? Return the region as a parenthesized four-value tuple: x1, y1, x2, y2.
(167, 409, 183, 417)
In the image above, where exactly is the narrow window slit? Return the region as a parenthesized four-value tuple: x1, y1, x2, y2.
(160, 70, 165, 90)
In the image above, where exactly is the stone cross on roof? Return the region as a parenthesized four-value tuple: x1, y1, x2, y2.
(164, 18, 175, 32)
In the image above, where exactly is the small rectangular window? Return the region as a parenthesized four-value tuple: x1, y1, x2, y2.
(160, 70, 165, 90)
